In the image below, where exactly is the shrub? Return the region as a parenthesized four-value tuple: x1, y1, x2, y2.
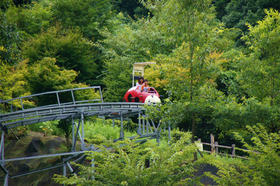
(53, 132, 199, 185)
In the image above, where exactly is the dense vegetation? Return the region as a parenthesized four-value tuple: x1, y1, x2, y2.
(1, 0, 280, 185)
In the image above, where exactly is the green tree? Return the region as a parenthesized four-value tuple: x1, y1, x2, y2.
(0, 12, 21, 63)
(241, 9, 280, 105)
(220, 0, 280, 45)
(22, 27, 99, 84)
(0, 57, 31, 109)
(25, 57, 81, 93)
(114, 0, 149, 18)
(0, 0, 13, 10)
(149, 0, 222, 141)
(101, 13, 176, 101)
(25, 57, 86, 106)
(51, 0, 113, 40)
(213, 0, 231, 20)
(223, 0, 280, 31)
(5, 2, 52, 36)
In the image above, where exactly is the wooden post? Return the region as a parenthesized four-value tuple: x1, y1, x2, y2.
(197, 138, 203, 151)
(232, 144, 236, 157)
(215, 141, 218, 154)
(210, 134, 215, 154)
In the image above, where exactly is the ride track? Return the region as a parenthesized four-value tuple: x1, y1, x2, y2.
(0, 86, 168, 186)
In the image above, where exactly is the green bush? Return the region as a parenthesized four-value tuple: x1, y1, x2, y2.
(204, 124, 280, 185)
(54, 132, 199, 186)
(28, 121, 62, 136)
(84, 119, 137, 142)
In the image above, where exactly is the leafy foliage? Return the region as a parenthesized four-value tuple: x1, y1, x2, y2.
(84, 118, 136, 144)
(204, 124, 280, 185)
(101, 13, 175, 101)
(5, 2, 52, 36)
(22, 27, 98, 84)
(114, 0, 149, 18)
(25, 57, 81, 93)
(240, 9, 280, 105)
(51, 0, 113, 40)
(54, 132, 198, 186)
(0, 12, 21, 63)
(0, 58, 31, 108)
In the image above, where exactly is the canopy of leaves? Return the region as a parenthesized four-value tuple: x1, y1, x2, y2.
(240, 9, 280, 105)
(0, 58, 30, 106)
(5, 2, 52, 36)
(101, 12, 176, 101)
(25, 57, 80, 93)
(51, 0, 113, 40)
(22, 27, 99, 84)
(0, 12, 21, 63)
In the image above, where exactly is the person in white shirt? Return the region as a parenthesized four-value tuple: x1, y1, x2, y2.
(136, 77, 144, 91)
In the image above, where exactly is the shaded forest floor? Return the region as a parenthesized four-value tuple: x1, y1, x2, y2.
(1, 132, 67, 186)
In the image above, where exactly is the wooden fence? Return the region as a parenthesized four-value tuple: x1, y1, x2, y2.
(198, 134, 248, 159)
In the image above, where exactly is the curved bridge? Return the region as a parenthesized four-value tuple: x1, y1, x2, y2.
(0, 87, 166, 186)
(0, 86, 143, 130)
(0, 102, 143, 130)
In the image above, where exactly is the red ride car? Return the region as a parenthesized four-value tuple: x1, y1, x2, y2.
(123, 86, 161, 104)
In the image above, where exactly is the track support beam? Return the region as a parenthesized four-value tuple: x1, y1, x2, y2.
(120, 112, 124, 139)
(137, 112, 141, 135)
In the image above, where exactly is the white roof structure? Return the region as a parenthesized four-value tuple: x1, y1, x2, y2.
(132, 62, 156, 87)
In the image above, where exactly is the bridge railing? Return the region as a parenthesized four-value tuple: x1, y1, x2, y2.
(0, 102, 144, 129)
(0, 86, 103, 113)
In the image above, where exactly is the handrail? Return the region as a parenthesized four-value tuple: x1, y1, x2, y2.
(0, 86, 102, 104)
(0, 102, 144, 117)
(0, 86, 103, 112)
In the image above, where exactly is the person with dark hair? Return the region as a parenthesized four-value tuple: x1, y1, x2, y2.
(136, 77, 144, 86)
(136, 77, 144, 91)
(141, 79, 150, 92)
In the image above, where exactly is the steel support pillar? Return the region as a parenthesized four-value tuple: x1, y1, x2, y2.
(0, 131, 4, 163)
(63, 159, 66, 186)
(142, 115, 145, 135)
(120, 112, 124, 139)
(73, 118, 81, 152)
(151, 120, 156, 132)
(91, 158, 95, 180)
(4, 173, 8, 186)
(66, 162, 74, 173)
(63, 163, 66, 177)
(74, 123, 84, 146)
(156, 130, 160, 144)
(137, 112, 141, 135)
(146, 118, 149, 134)
(72, 117, 75, 152)
(1, 131, 8, 186)
(148, 120, 153, 133)
(81, 113, 85, 149)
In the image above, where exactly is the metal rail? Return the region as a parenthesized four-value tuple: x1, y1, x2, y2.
(4, 151, 86, 162)
(0, 86, 103, 112)
(0, 102, 144, 129)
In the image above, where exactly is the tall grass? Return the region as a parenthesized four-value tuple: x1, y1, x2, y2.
(84, 118, 137, 141)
